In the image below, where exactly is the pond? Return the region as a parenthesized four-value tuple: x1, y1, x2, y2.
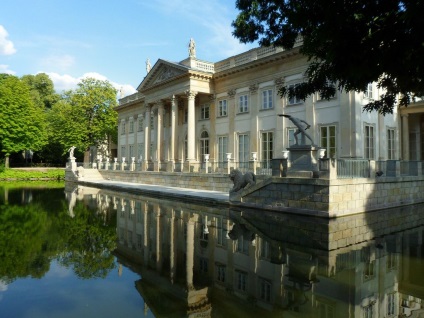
(1, 182, 424, 317)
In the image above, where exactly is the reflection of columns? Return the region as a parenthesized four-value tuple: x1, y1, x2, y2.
(186, 217, 195, 288)
(170, 209, 176, 283)
(186, 91, 197, 161)
(144, 106, 152, 164)
(143, 202, 149, 265)
(156, 207, 162, 272)
(402, 114, 409, 160)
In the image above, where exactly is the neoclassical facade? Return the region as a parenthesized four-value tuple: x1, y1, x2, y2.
(116, 40, 424, 171)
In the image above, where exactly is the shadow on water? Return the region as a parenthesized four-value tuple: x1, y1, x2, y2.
(1, 182, 424, 317)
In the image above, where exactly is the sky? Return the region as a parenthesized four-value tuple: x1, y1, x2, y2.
(0, 0, 257, 97)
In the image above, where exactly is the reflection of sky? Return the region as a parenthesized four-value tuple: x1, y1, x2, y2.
(0, 280, 8, 302)
(0, 259, 153, 318)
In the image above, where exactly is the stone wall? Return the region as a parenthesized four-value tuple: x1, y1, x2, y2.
(98, 170, 242, 192)
(234, 176, 424, 217)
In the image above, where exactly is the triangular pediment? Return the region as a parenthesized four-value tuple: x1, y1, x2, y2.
(137, 59, 189, 92)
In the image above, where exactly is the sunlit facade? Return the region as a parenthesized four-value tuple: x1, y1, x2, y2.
(115, 40, 424, 171)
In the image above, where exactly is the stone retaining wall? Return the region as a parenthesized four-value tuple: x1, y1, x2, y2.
(235, 176, 424, 217)
(98, 170, 242, 192)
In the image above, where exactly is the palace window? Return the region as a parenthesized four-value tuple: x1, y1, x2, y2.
(364, 83, 373, 99)
(121, 146, 126, 158)
(138, 116, 144, 131)
(365, 125, 375, 159)
(201, 104, 210, 120)
(387, 128, 395, 159)
(287, 83, 302, 105)
(137, 143, 143, 160)
(129, 120, 134, 134)
(200, 131, 209, 161)
(121, 121, 126, 135)
(262, 89, 273, 109)
(288, 128, 296, 147)
(387, 293, 396, 317)
(261, 131, 274, 166)
(200, 258, 208, 273)
(218, 100, 228, 117)
(320, 125, 337, 158)
(218, 136, 228, 164)
(238, 134, 250, 167)
(129, 145, 134, 158)
(238, 94, 249, 113)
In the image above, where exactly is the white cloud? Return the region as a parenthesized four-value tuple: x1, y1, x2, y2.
(0, 25, 16, 55)
(46, 71, 136, 97)
(0, 64, 16, 75)
(40, 54, 75, 72)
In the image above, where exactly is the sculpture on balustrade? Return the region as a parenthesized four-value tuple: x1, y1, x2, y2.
(229, 169, 256, 193)
(68, 146, 76, 159)
(279, 114, 316, 146)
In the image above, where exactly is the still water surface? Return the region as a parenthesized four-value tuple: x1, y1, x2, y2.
(1, 182, 424, 317)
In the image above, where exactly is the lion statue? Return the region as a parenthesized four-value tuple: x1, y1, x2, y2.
(229, 169, 256, 193)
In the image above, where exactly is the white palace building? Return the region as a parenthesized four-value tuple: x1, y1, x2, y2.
(116, 39, 424, 173)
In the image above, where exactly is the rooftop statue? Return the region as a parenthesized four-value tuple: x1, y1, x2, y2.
(279, 114, 316, 146)
(146, 58, 151, 73)
(188, 38, 196, 58)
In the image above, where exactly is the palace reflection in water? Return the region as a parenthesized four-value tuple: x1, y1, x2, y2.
(65, 184, 424, 317)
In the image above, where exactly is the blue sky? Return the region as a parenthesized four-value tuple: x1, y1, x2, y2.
(0, 0, 257, 96)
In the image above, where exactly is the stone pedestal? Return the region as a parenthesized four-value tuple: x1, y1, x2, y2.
(68, 158, 77, 171)
(286, 145, 320, 178)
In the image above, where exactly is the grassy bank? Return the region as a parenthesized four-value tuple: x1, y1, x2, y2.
(0, 168, 65, 180)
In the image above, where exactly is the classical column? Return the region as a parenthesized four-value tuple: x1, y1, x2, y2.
(249, 83, 259, 162)
(378, 113, 385, 160)
(402, 114, 409, 160)
(168, 95, 177, 171)
(227, 89, 236, 162)
(186, 90, 197, 162)
(155, 101, 164, 171)
(144, 106, 151, 170)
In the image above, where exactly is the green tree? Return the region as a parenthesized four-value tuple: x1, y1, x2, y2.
(49, 78, 118, 159)
(232, 0, 424, 114)
(0, 75, 48, 167)
(21, 73, 59, 109)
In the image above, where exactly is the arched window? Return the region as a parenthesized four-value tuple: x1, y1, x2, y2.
(200, 131, 209, 161)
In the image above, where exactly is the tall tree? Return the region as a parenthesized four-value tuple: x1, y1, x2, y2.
(0, 75, 47, 167)
(232, 0, 424, 114)
(49, 77, 118, 159)
(21, 73, 59, 109)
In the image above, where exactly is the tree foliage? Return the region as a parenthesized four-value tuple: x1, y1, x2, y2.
(232, 0, 424, 114)
(48, 78, 118, 154)
(21, 73, 59, 109)
(0, 75, 48, 166)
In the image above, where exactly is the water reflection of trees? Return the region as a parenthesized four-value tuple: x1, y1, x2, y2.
(0, 186, 117, 282)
